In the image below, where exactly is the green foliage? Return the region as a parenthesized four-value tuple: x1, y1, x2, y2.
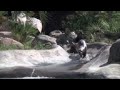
(62, 11, 98, 31)
(8, 20, 52, 50)
(61, 11, 120, 43)
(0, 11, 7, 24)
(0, 44, 19, 50)
(39, 11, 48, 28)
(9, 21, 38, 42)
(0, 11, 5, 16)
(22, 36, 33, 49)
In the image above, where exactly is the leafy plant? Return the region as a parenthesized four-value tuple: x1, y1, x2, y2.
(0, 44, 19, 50)
(61, 11, 120, 43)
(8, 20, 53, 50)
(9, 21, 38, 42)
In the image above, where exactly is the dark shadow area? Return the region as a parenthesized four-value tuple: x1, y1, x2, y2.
(44, 11, 75, 35)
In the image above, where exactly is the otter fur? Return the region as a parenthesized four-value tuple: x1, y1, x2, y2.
(70, 39, 87, 58)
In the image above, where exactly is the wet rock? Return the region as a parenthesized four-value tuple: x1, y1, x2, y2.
(0, 45, 71, 68)
(107, 39, 120, 64)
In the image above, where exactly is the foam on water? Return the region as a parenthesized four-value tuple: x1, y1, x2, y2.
(88, 66, 100, 72)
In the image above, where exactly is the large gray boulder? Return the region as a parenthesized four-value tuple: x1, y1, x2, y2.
(32, 34, 57, 48)
(0, 45, 72, 68)
(36, 34, 57, 44)
(27, 17, 42, 33)
(107, 39, 120, 64)
(89, 39, 120, 79)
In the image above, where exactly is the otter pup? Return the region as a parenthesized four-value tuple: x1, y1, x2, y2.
(76, 39, 87, 58)
(70, 39, 87, 58)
